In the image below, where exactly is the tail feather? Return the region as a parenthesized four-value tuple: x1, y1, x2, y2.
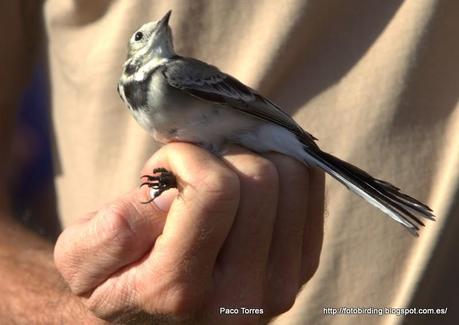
(305, 148, 435, 236)
(374, 178, 435, 217)
(323, 152, 435, 221)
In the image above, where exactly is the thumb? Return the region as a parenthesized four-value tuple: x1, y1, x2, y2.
(54, 188, 167, 295)
(147, 187, 178, 212)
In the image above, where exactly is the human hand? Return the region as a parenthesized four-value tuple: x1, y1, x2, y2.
(54, 143, 324, 324)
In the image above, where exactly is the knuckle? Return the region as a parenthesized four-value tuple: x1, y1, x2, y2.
(273, 154, 309, 184)
(266, 285, 297, 316)
(54, 230, 92, 295)
(53, 232, 79, 286)
(85, 283, 137, 322)
(53, 231, 69, 272)
(85, 293, 112, 318)
(54, 252, 86, 294)
(100, 201, 138, 251)
(162, 283, 207, 319)
(246, 156, 278, 186)
(198, 167, 240, 202)
(54, 203, 139, 295)
(302, 256, 320, 283)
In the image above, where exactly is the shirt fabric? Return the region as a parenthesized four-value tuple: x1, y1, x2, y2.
(4, 0, 459, 324)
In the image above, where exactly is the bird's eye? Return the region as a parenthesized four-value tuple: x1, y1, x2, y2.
(134, 32, 143, 41)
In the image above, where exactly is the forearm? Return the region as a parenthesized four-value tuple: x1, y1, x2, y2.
(0, 215, 104, 323)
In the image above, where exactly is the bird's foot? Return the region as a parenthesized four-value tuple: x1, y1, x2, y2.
(140, 167, 177, 204)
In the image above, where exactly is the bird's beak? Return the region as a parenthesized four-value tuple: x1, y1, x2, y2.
(158, 10, 172, 29)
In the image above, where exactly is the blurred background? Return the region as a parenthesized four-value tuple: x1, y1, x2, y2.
(8, 64, 60, 241)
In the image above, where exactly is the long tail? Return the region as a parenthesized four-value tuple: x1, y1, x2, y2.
(305, 147, 435, 236)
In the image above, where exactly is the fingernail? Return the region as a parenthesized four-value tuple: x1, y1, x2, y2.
(151, 188, 178, 212)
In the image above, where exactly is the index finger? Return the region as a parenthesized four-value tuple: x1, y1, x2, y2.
(139, 143, 240, 308)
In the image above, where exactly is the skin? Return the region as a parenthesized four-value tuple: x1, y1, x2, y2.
(54, 143, 324, 323)
(0, 214, 104, 324)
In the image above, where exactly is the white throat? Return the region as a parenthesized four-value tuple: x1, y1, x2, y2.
(134, 57, 168, 81)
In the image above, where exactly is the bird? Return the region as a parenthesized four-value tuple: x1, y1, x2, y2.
(117, 10, 435, 236)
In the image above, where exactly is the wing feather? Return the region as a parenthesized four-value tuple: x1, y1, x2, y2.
(163, 57, 318, 146)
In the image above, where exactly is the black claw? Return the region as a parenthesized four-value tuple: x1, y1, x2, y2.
(140, 167, 177, 203)
(140, 197, 155, 204)
(140, 182, 150, 188)
(140, 181, 160, 189)
(140, 175, 160, 182)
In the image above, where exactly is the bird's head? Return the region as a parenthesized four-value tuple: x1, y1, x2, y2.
(126, 10, 175, 63)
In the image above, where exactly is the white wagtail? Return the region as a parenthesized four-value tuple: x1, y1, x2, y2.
(117, 10, 434, 236)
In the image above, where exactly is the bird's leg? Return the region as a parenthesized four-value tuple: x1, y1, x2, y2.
(140, 168, 177, 204)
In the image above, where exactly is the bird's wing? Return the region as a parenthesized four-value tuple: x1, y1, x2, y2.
(162, 57, 318, 145)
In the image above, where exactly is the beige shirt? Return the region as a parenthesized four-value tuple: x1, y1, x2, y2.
(5, 0, 459, 324)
